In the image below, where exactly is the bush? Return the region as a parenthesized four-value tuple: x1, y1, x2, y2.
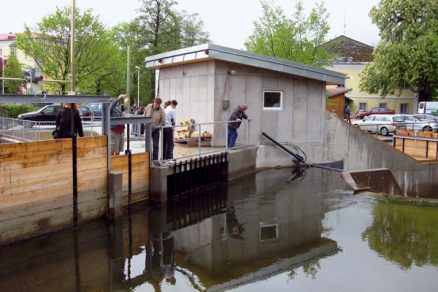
(0, 104, 36, 118)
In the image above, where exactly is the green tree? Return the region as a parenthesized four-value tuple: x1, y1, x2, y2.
(360, 0, 438, 102)
(245, 0, 335, 67)
(3, 52, 23, 93)
(362, 201, 438, 269)
(113, 0, 210, 104)
(16, 6, 125, 96)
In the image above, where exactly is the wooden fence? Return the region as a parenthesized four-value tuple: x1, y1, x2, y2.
(0, 136, 149, 245)
(393, 130, 438, 162)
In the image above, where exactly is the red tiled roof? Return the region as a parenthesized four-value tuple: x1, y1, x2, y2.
(0, 33, 16, 41)
(327, 87, 352, 97)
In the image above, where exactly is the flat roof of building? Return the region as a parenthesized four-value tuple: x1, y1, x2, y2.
(145, 43, 346, 85)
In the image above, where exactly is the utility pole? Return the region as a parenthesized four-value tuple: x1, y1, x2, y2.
(1, 56, 4, 94)
(126, 46, 131, 114)
(135, 66, 140, 107)
(70, 0, 76, 93)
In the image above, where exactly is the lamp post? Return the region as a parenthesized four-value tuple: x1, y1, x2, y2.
(1, 56, 4, 94)
(135, 65, 140, 107)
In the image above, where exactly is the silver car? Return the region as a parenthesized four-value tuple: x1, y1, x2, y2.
(353, 114, 402, 136)
(396, 114, 438, 132)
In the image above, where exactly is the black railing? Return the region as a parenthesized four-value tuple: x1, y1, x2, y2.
(167, 152, 228, 198)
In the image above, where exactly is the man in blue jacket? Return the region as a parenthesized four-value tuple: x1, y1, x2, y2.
(228, 104, 249, 148)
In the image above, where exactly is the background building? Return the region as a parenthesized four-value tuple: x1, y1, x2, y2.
(324, 35, 418, 115)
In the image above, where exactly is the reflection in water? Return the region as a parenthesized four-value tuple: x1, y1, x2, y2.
(362, 201, 438, 269)
(0, 169, 345, 291)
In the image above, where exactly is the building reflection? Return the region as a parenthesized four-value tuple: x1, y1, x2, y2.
(0, 169, 342, 291)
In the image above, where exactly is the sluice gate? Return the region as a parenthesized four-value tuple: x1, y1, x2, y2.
(167, 153, 228, 199)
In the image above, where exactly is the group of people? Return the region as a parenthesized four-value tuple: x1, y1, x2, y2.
(144, 97, 178, 161)
(53, 96, 250, 160)
(109, 96, 179, 160)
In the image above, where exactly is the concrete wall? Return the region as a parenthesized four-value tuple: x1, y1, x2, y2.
(323, 112, 438, 197)
(158, 61, 216, 134)
(158, 61, 327, 162)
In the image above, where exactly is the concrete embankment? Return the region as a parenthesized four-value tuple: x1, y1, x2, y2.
(323, 113, 438, 198)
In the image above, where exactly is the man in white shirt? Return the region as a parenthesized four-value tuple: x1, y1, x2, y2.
(163, 100, 178, 159)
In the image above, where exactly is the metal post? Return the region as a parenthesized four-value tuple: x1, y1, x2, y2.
(225, 123, 229, 150)
(198, 124, 202, 157)
(145, 124, 151, 154)
(135, 66, 140, 107)
(1, 56, 4, 94)
(103, 103, 111, 173)
(126, 46, 131, 114)
(159, 127, 163, 160)
(70, 0, 76, 93)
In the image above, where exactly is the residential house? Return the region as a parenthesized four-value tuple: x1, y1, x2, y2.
(324, 35, 417, 116)
(0, 32, 35, 69)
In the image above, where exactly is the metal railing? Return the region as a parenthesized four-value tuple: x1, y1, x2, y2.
(154, 119, 251, 162)
(0, 117, 103, 142)
(393, 134, 438, 160)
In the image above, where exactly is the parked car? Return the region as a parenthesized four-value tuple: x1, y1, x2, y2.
(18, 104, 94, 122)
(413, 114, 438, 122)
(396, 114, 438, 132)
(17, 104, 61, 122)
(79, 105, 94, 121)
(356, 107, 395, 119)
(87, 103, 102, 120)
(353, 114, 403, 136)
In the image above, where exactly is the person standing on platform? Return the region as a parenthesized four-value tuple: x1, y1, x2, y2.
(144, 97, 166, 160)
(53, 103, 84, 139)
(164, 100, 178, 160)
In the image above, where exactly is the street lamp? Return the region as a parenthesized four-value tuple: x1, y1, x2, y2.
(135, 65, 140, 107)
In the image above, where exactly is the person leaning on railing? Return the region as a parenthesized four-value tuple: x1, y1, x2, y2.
(228, 104, 249, 148)
(144, 97, 166, 160)
(109, 94, 126, 156)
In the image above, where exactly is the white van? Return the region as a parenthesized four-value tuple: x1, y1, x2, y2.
(418, 102, 438, 114)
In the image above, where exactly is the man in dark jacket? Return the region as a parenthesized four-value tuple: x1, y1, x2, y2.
(228, 104, 248, 148)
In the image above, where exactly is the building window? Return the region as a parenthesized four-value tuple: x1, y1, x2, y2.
(400, 103, 409, 114)
(263, 90, 283, 110)
(379, 102, 387, 108)
(359, 103, 367, 111)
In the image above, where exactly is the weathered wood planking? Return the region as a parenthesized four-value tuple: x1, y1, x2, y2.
(0, 136, 109, 244)
(110, 153, 149, 203)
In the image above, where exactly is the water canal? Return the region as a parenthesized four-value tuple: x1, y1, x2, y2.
(0, 168, 437, 291)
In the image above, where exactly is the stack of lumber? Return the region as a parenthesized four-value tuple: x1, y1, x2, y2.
(175, 119, 212, 141)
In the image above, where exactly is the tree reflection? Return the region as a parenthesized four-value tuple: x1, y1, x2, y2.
(362, 202, 438, 269)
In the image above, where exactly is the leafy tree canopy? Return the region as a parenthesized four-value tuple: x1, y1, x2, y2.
(16, 6, 125, 96)
(113, 0, 210, 104)
(360, 0, 438, 101)
(3, 51, 23, 93)
(245, 0, 335, 67)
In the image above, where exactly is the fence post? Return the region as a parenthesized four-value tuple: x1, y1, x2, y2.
(198, 124, 202, 157)
(159, 126, 163, 161)
(225, 123, 229, 150)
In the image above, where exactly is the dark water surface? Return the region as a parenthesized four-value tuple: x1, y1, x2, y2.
(0, 168, 437, 291)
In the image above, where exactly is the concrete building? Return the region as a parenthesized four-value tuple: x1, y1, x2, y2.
(145, 44, 346, 167)
(324, 35, 418, 115)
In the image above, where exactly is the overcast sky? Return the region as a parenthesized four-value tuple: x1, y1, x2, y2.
(1, 0, 380, 48)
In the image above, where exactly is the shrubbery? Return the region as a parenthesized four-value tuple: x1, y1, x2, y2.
(0, 104, 36, 118)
